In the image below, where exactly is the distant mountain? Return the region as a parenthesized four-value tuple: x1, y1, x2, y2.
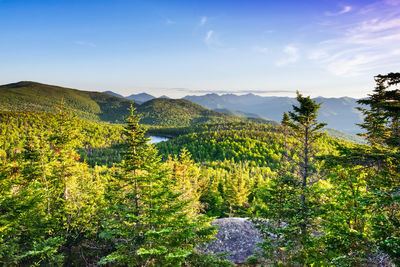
(0, 81, 365, 136)
(159, 95, 170, 99)
(137, 98, 240, 126)
(213, 108, 279, 126)
(126, 93, 155, 104)
(214, 108, 261, 119)
(0, 81, 241, 127)
(103, 90, 124, 99)
(322, 128, 366, 144)
(184, 93, 363, 134)
(0, 81, 134, 123)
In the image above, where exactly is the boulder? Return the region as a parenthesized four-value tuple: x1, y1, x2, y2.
(200, 217, 263, 263)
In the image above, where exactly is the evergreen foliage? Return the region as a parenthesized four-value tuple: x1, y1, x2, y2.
(0, 74, 399, 266)
(323, 73, 400, 265)
(100, 106, 216, 266)
(138, 98, 241, 126)
(254, 92, 327, 265)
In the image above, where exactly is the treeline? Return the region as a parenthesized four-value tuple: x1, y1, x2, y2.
(155, 127, 339, 167)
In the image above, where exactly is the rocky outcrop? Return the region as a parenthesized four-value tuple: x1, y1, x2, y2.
(200, 217, 263, 263)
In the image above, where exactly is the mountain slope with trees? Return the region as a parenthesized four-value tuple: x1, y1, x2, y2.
(137, 98, 241, 126)
(1, 73, 398, 265)
(0, 81, 240, 127)
(0, 81, 134, 123)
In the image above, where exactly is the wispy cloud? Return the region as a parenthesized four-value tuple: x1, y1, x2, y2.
(204, 30, 215, 45)
(384, 0, 400, 6)
(166, 18, 175, 25)
(310, 1, 400, 76)
(177, 88, 296, 95)
(253, 46, 268, 55)
(74, 41, 96, 47)
(276, 45, 299, 66)
(325, 5, 352, 16)
(200, 16, 207, 26)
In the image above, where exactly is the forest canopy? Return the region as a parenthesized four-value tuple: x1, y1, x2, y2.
(0, 73, 399, 266)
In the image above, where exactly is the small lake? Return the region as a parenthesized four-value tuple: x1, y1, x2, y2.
(149, 136, 169, 144)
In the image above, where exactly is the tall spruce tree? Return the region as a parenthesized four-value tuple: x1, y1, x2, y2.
(321, 73, 400, 265)
(254, 92, 327, 265)
(100, 106, 216, 266)
(356, 73, 400, 264)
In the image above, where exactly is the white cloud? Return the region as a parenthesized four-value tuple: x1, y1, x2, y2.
(166, 18, 175, 25)
(74, 41, 96, 47)
(253, 46, 268, 55)
(310, 1, 400, 76)
(203, 30, 225, 48)
(200, 16, 207, 26)
(325, 5, 352, 16)
(177, 88, 295, 94)
(205, 30, 214, 43)
(276, 45, 299, 66)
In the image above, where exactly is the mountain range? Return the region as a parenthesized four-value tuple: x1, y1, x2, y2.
(0, 81, 367, 142)
(184, 93, 363, 134)
(0, 81, 239, 126)
(103, 91, 363, 134)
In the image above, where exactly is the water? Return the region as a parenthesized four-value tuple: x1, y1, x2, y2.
(149, 136, 169, 144)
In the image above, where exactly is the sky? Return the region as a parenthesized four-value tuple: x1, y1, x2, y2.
(0, 0, 399, 98)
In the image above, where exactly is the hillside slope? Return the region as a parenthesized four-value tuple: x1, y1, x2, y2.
(137, 98, 241, 126)
(0, 81, 134, 123)
(0, 81, 241, 126)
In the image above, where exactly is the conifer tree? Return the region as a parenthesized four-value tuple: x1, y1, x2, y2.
(101, 106, 216, 266)
(353, 73, 400, 264)
(166, 148, 206, 216)
(224, 161, 250, 217)
(0, 105, 105, 265)
(255, 92, 327, 265)
(322, 73, 400, 265)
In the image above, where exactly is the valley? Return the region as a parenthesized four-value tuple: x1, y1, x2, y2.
(0, 76, 399, 266)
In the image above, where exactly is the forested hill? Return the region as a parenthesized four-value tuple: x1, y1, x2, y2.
(0, 81, 241, 126)
(0, 81, 134, 123)
(131, 98, 240, 126)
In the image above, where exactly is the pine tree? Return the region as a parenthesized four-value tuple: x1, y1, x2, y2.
(166, 148, 206, 216)
(224, 161, 250, 217)
(0, 105, 105, 265)
(355, 73, 400, 264)
(100, 106, 216, 266)
(322, 73, 400, 265)
(255, 92, 327, 265)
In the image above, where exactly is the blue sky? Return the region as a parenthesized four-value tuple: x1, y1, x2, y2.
(0, 0, 399, 98)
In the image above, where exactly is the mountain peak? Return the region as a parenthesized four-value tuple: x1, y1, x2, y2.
(126, 92, 155, 104)
(103, 90, 124, 98)
(1, 81, 46, 89)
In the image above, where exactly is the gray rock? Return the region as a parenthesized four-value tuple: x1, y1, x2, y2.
(200, 217, 263, 263)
